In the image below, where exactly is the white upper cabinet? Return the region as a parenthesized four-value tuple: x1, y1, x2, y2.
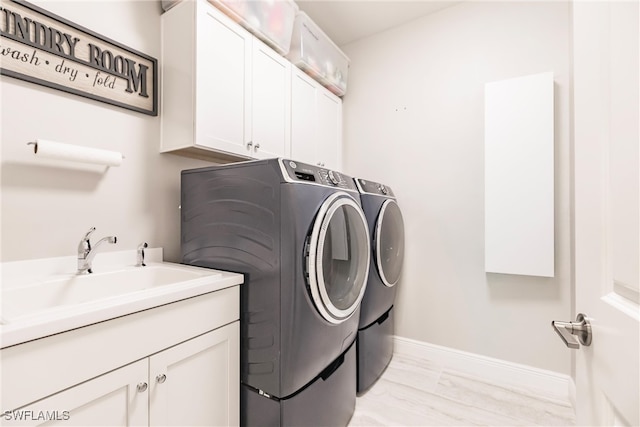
(250, 40, 291, 159)
(291, 67, 318, 164)
(291, 67, 342, 170)
(161, 0, 290, 161)
(193, 2, 251, 157)
(316, 87, 342, 170)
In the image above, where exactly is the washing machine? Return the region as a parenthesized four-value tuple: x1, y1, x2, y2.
(181, 159, 371, 426)
(354, 178, 405, 394)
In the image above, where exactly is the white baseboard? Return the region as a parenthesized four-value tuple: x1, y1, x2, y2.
(394, 336, 573, 404)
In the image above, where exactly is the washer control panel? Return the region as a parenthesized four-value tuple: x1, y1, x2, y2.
(356, 178, 396, 197)
(281, 159, 358, 191)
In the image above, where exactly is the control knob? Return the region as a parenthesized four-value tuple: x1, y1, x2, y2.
(328, 170, 341, 186)
(378, 184, 388, 195)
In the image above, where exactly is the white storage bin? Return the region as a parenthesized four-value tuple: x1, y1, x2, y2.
(208, 0, 297, 56)
(161, 0, 182, 11)
(287, 11, 349, 97)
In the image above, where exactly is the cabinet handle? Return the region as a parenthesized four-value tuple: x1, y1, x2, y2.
(246, 141, 253, 150)
(156, 374, 167, 384)
(137, 382, 148, 393)
(254, 143, 260, 151)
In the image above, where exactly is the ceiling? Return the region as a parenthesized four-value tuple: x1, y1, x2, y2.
(296, 1, 461, 47)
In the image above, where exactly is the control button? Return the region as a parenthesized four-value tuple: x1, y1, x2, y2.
(328, 170, 340, 185)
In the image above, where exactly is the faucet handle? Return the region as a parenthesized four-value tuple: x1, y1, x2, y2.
(137, 242, 148, 267)
(78, 227, 96, 252)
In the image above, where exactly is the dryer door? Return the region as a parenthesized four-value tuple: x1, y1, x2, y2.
(307, 192, 371, 324)
(375, 199, 405, 287)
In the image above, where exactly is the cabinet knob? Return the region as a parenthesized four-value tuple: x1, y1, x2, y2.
(246, 141, 253, 149)
(156, 374, 167, 384)
(137, 382, 148, 393)
(254, 143, 260, 151)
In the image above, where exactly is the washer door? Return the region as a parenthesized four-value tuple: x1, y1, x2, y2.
(375, 200, 405, 287)
(307, 192, 371, 324)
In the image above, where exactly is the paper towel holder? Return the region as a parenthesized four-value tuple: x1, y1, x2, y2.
(27, 140, 125, 167)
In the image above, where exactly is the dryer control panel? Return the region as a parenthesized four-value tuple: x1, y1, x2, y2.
(356, 178, 396, 198)
(280, 159, 358, 191)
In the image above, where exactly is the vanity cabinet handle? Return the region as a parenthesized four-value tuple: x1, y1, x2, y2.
(137, 382, 148, 393)
(156, 374, 167, 384)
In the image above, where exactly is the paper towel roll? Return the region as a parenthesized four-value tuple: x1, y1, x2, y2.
(31, 139, 123, 167)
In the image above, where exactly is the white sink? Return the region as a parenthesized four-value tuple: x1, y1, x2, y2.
(3, 264, 219, 319)
(1, 248, 242, 348)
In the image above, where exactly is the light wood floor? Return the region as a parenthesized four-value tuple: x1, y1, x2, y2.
(349, 352, 576, 426)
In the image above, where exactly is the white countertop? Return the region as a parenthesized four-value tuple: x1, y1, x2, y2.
(0, 248, 243, 348)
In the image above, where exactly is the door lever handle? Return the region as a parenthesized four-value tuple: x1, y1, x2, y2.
(552, 313, 592, 349)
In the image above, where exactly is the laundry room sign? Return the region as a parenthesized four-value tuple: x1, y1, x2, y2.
(0, 0, 157, 116)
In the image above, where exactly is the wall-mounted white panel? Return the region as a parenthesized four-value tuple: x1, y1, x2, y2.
(485, 72, 555, 277)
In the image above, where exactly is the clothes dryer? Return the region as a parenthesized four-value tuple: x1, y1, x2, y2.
(354, 178, 405, 394)
(181, 159, 371, 426)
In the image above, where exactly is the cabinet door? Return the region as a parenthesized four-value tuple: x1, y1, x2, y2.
(316, 88, 343, 170)
(250, 39, 291, 159)
(195, 2, 252, 157)
(291, 67, 318, 165)
(149, 322, 240, 427)
(13, 360, 148, 427)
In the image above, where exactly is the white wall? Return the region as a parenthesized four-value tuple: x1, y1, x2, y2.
(341, 1, 572, 374)
(1, 1, 215, 263)
(1, 0, 573, 375)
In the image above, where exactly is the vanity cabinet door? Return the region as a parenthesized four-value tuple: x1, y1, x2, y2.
(13, 360, 148, 427)
(149, 322, 240, 427)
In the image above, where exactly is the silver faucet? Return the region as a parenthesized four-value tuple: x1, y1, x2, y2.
(136, 242, 148, 267)
(77, 227, 117, 274)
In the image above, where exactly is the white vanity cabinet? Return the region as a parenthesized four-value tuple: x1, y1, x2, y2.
(161, 0, 290, 161)
(291, 67, 343, 170)
(11, 324, 239, 427)
(12, 359, 149, 426)
(1, 286, 240, 426)
(149, 324, 239, 426)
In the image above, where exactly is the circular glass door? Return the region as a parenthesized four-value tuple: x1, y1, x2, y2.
(307, 192, 371, 324)
(375, 200, 405, 287)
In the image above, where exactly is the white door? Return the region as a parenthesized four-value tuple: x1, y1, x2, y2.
(149, 323, 240, 427)
(195, 1, 252, 157)
(316, 89, 343, 171)
(572, 1, 639, 425)
(291, 67, 319, 165)
(251, 39, 291, 159)
(14, 360, 148, 427)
